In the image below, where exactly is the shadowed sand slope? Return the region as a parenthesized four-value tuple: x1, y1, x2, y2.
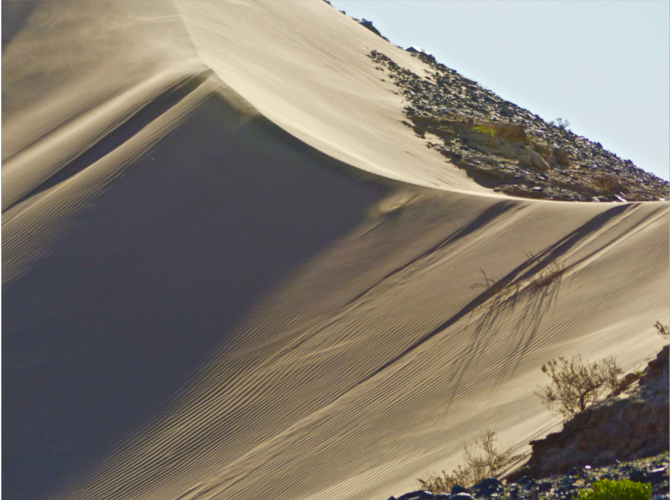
(2, 2, 668, 500)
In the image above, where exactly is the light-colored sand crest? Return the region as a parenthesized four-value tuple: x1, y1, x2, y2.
(2, 2, 668, 500)
(173, 0, 494, 194)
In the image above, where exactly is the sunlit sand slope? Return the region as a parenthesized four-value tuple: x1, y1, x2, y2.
(2, 2, 668, 500)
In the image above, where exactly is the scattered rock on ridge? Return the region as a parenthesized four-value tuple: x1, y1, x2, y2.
(357, 19, 388, 40)
(369, 50, 669, 202)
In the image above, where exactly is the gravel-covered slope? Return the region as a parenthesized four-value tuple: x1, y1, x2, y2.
(370, 50, 669, 202)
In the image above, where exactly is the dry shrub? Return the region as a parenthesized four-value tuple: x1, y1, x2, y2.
(654, 321, 669, 340)
(471, 269, 501, 292)
(536, 355, 623, 419)
(417, 429, 514, 493)
(528, 260, 565, 290)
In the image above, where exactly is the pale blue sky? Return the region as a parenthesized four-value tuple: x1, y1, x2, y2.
(330, 0, 670, 181)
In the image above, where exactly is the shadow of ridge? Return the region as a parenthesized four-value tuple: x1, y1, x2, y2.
(353, 200, 520, 385)
(1, 1, 36, 51)
(363, 202, 635, 416)
(458, 203, 636, 397)
(2, 87, 387, 500)
(339, 200, 521, 311)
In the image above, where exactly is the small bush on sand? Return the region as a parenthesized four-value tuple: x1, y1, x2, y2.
(577, 479, 651, 500)
(417, 429, 514, 493)
(528, 260, 565, 290)
(536, 355, 623, 419)
(654, 321, 669, 339)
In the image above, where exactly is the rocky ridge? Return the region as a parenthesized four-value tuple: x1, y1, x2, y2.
(370, 50, 669, 202)
(386, 345, 668, 500)
(518, 345, 669, 478)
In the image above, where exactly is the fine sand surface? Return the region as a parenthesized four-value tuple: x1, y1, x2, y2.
(2, 2, 668, 500)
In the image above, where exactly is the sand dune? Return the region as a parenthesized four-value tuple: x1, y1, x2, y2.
(2, 2, 667, 500)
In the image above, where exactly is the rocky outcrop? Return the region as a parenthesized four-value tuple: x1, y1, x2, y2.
(383, 347, 668, 499)
(369, 50, 669, 202)
(519, 345, 669, 478)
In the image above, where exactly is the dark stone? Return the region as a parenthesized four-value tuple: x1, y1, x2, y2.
(646, 468, 668, 484)
(516, 476, 532, 485)
(358, 19, 387, 40)
(523, 479, 537, 490)
(566, 468, 580, 478)
(397, 490, 434, 500)
(630, 469, 648, 483)
(472, 478, 499, 491)
(449, 493, 472, 500)
(475, 486, 497, 498)
(451, 485, 471, 495)
(538, 481, 553, 492)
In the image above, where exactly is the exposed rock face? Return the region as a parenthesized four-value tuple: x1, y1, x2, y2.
(520, 345, 669, 478)
(369, 50, 669, 202)
(358, 19, 387, 40)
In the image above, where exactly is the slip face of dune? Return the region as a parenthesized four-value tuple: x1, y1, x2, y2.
(2, 2, 668, 500)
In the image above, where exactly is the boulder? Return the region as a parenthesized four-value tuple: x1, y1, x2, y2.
(517, 153, 532, 168)
(552, 148, 571, 167)
(397, 490, 434, 500)
(529, 149, 550, 171)
(532, 142, 552, 158)
(500, 146, 518, 159)
(451, 485, 471, 495)
(493, 123, 527, 142)
(358, 19, 385, 39)
(472, 478, 500, 491)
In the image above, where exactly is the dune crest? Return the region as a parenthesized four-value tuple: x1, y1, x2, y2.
(2, 2, 667, 500)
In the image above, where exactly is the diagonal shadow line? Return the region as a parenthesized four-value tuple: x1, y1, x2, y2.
(219, 202, 522, 399)
(356, 203, 636, 416)
(340, 200, 520, 310)
(3, 70, 214, 214)
(1, 2, 37, 52)
(440, 203, 636, 410)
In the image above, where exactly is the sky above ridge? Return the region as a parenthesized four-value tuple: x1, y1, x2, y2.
(330, 0, 670, 181)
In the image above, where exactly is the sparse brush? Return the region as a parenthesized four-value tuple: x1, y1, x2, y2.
(536, 355, 623, 419)
(528, 260, 565, 289)
(550, 117, 571, 130)
(653, 321, 669, 339)
(417, 429, 515, 493)
(471, 269, 499, 291)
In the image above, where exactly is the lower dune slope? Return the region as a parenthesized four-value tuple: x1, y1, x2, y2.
(2, 2, 668, 500)
(42, 185, 667, 500)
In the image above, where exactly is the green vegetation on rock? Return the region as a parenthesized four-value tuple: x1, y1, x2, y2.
(471, 125, 495, 137)
(577, 479, 652, 500)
